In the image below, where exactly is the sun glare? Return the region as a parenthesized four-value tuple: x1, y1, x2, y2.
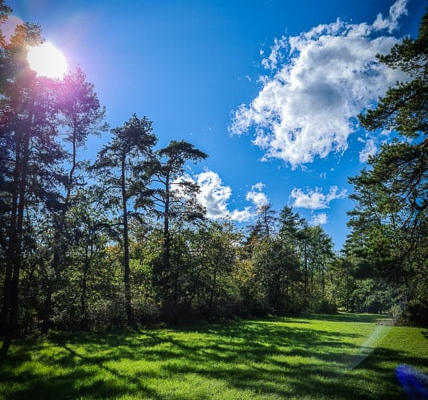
(27, 42, 68, 79)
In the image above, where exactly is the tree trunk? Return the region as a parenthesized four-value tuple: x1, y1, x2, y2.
(41, 224, 62, 334)
(159, 172, 176, 320)
(303, 241, 308, 308)
(40, 283, 53, 334)
(0, 121, 31, 338)
(121, 156, 133, 326)
(80, 258, 89, 329)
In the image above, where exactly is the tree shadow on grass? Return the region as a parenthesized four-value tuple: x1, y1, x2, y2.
(1, 317, 426, 400)
(351, 346, 428, 400)
(163, 319, 425, 399)
(0, 333, 162, 400)
(0, 339, 11, 366)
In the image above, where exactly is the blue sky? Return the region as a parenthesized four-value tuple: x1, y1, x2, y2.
(7, 0, 426, 250)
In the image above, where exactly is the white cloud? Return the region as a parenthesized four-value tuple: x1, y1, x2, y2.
(229, 208, 253, 223)
(290, 186, 347, 210)
(261, 36, 287, 70)
(311, 213, 328, 226)
(195, 170, 269, 222)
(195, 171, 231, 219)
(230, 0, 409, 168)
(359, 137, 377, 163)
(246, 182, 269, 210)
(373, 0, 408, 32)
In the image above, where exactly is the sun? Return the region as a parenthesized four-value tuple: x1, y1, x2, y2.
(27, 42, 68, 79)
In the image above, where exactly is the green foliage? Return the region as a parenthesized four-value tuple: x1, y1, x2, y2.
(92, 114, 157, 326)
(359, 10, 428, 137)
(348, 9, 428, 325)
(3, 1, 427, 336)
(141, 140, 208, 320)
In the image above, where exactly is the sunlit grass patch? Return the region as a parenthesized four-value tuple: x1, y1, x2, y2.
(1, 313, 427, 399)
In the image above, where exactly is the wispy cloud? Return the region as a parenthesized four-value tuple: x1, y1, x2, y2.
(195, 170, 268, 222)
(373, 0, 408, 32)
(358, 137, 377, 163)
(290, 186, 347, 210)
(230, 0, 409, 168)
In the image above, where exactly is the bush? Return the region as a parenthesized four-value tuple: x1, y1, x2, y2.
(132, 296, 161, 325)
(403, 299, 428, 327)
(89, 297, 127, 330)
(315, 299, 337, 314)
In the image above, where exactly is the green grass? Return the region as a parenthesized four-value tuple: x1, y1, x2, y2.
(1, 314, 427, 399)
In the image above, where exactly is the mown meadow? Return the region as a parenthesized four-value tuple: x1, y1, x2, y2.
(1, 313, 427, 400)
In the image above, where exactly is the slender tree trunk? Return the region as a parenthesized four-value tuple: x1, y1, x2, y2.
(163, 173, 170, 274)
(41, 126, 79, 334)
(80, 232, 96, 329)
(41, 225, 61, 334)
(0, 241, 14, 335)
(11, 132, 29, 338)
(41, 221, 61, 334)
(0, 175, 17, 333)
(40, 283, 53, 334)
(321, 265, 326, 296)
(163, 173, 171, 290)
(121, 156, 132, 326)
(80, 257, 89, 328)
(160, 172, 173, 319)
(303, 241, 308, 308)
(208, 261, 218, 310)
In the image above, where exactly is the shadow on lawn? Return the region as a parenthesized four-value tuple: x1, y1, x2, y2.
(163, 319, 417, 400)
(0, 332, 160, 400)
(1, 316, 425, 399)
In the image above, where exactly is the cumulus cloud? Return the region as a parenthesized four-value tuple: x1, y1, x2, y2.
(290, 186, 347, 210)
(229, 0, 409, 168)
(311, 213, 328, 226)
(246, 182, 269, 210)
(228, 208, 253, 223)
(195, 171, 231, 219)
(195, 170, 269, 222)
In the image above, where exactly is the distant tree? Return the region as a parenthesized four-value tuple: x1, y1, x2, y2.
(254, 203, 277, 238)
(249, 206, 306, 314)
(64, 190, 114, 329)
(188, 220, 240, 316)
(243, 203, 277, 262)
(142, 140, 207, 318)
(40, 68, 107, 334)
(303, 226, 335, 301)
(326, 256, 356, 312)
(58, 67, 107, 201)
(93, 114, 157, 325)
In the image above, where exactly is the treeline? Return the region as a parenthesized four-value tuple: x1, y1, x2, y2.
(0, 4, 337, 336)
(1, 2, 427, 337)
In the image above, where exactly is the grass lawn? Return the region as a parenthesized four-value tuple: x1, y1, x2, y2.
(1, 313, 427, 399)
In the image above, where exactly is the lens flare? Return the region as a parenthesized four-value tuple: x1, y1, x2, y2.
(28, 42, 68, 79)
(396, 364, 428, 399)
